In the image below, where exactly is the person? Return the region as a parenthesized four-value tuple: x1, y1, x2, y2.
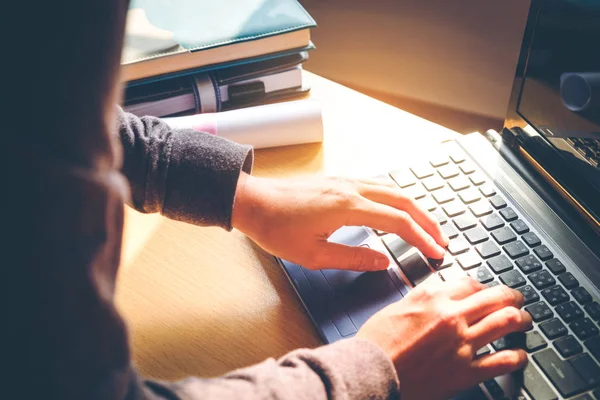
(8, 1, 532, 399)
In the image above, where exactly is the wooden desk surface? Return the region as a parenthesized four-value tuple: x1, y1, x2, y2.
(116, 72, 459, 380)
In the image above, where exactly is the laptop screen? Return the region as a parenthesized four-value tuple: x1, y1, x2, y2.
(507, 0, 600, 232)
(518, 3, 600, 144)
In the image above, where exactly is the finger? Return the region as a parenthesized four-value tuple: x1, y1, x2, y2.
(357, 183, 449, 246)
(468, 307, 532, 350)
(472, 349, 529, 383)
(458, 284, 525, 324)
(439, 276, 486, 300)
(307, 242, 390, 271)
(345, 200, 446, 259)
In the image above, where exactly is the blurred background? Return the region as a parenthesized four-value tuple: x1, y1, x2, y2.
(300, 0, 531, 133)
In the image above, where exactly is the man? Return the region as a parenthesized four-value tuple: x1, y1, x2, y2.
(7, 1, 531, 399)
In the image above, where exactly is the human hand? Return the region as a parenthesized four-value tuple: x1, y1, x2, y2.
(232, 173, 449, 271)
(357, 277, 532, 400)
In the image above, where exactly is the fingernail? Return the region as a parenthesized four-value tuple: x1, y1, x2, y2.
(374, 256, 389, 269)
(433, 244, 446, 258)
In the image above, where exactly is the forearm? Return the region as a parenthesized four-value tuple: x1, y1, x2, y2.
(118, 109, 253, 230)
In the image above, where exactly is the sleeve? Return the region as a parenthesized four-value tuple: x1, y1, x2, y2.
(138, 339, 400, 400)
(118, 108, 253, 230)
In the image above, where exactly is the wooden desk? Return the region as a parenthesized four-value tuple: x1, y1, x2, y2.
(116, 72, 459, 380)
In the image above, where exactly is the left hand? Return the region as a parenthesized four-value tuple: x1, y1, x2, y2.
(232, 173, 449, 271)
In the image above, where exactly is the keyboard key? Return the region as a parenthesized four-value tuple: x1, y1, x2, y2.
(432, 209, 448, 225)
(469, 201, 493, 217)
(510, 219, 530, 234)
(585, 336, 600, 362)
(475, 345, 491, 357)
(442, 223, 459, 239)
(518, 285, 540, 305)
(463, 226, 489, 245)
(390, 170, 417, 188)
(437, 164, 460, 179)
(533, 348, 588, 398)
(469, 172, 486, 186)
(429, 154, 451, 168)
(383, 236, 413, 260)
(555, 335, 583, 358)
(541, 285, 570, 306)
(479, 184, 496, 197)
(471, 266, 494, 284)
(504, 240, 530, 259)
(398, 253, 433, 286)
(594, 390, 600, 400)
(487, 255, 514, 274)
(570, 318, 599, 340)
(439, 265, 467, 281)
(448, 176, 471, 192)
(457, 252, 482, 270)
(449, 151, 466, 164)
(447, 238, 470, 256)
(492, 332, 524, 351)
(533, 245, 553, 261)
(459, 162, 476, 175)
(418, 195, 438, 212)
(486, 280, 500, 288)
(429, 253, 454, 270)
(500, 207, 518, 221)
(489, 195, 507, 209)
(491, 226, 517, 244)
(558, 272, 579, 289)
(585, 302, 600, 321)
(546, 259, 566, 275)
(432, 188, 456, 204)
(410, 164, 435, 179)
(500, 270, 527, 288)
(526, 330, 548, 352)
(422, 175, 445, 192)
(522, 361, 559, 400)
(571, 394, 593, 400)
(453, 215, 478, 231)
(476, 242, 501, 259)
(529, 270, 556, 290)
(522, 232, 542, 247)
(458, 188, 481, 204)
(572, 287, 593, 305)
(526, 301, 554, 322)
(481, 213, 505, 231)
(516, 255, 543, 274)
(484, 379, 506, 399)
(404, 184, 427, 200)
(556, 301, 585, 323)
(569, 353, 600, 388)
(442, 201, 466, 217)
(539, 318, 568, 340)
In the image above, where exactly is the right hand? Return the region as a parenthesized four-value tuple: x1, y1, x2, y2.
(357, 277, 532, 400)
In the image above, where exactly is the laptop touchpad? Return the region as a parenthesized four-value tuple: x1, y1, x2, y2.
(323, 226, 405, 331)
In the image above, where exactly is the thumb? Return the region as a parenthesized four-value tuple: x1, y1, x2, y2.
(310, 242, 390, 271)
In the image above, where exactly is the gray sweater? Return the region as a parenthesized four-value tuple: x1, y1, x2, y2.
(6, 0, 400, 398)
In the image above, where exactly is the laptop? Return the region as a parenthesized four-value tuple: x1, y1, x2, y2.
(277, 0, 600, 399)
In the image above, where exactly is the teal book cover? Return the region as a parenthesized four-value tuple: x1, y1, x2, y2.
(123, 0, 316, 65)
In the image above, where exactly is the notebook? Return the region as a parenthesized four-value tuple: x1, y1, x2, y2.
(121, 0, 316, 83)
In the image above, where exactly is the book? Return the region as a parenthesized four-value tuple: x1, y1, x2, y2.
(122, 0, 316, 83)
(124, 65, 306, 117)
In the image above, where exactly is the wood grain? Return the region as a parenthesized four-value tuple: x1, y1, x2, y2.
(116, 71, 459, 380)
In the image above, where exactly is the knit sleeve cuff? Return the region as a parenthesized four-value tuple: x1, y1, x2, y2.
(289, 338, 401, 400)
(162, 129, 253, 230)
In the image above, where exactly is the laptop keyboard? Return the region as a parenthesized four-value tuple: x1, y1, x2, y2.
(379, 142, 600, 400)
(566, 137, 600, 168)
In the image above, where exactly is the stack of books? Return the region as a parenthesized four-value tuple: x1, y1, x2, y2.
(121, 0, 316, 118)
